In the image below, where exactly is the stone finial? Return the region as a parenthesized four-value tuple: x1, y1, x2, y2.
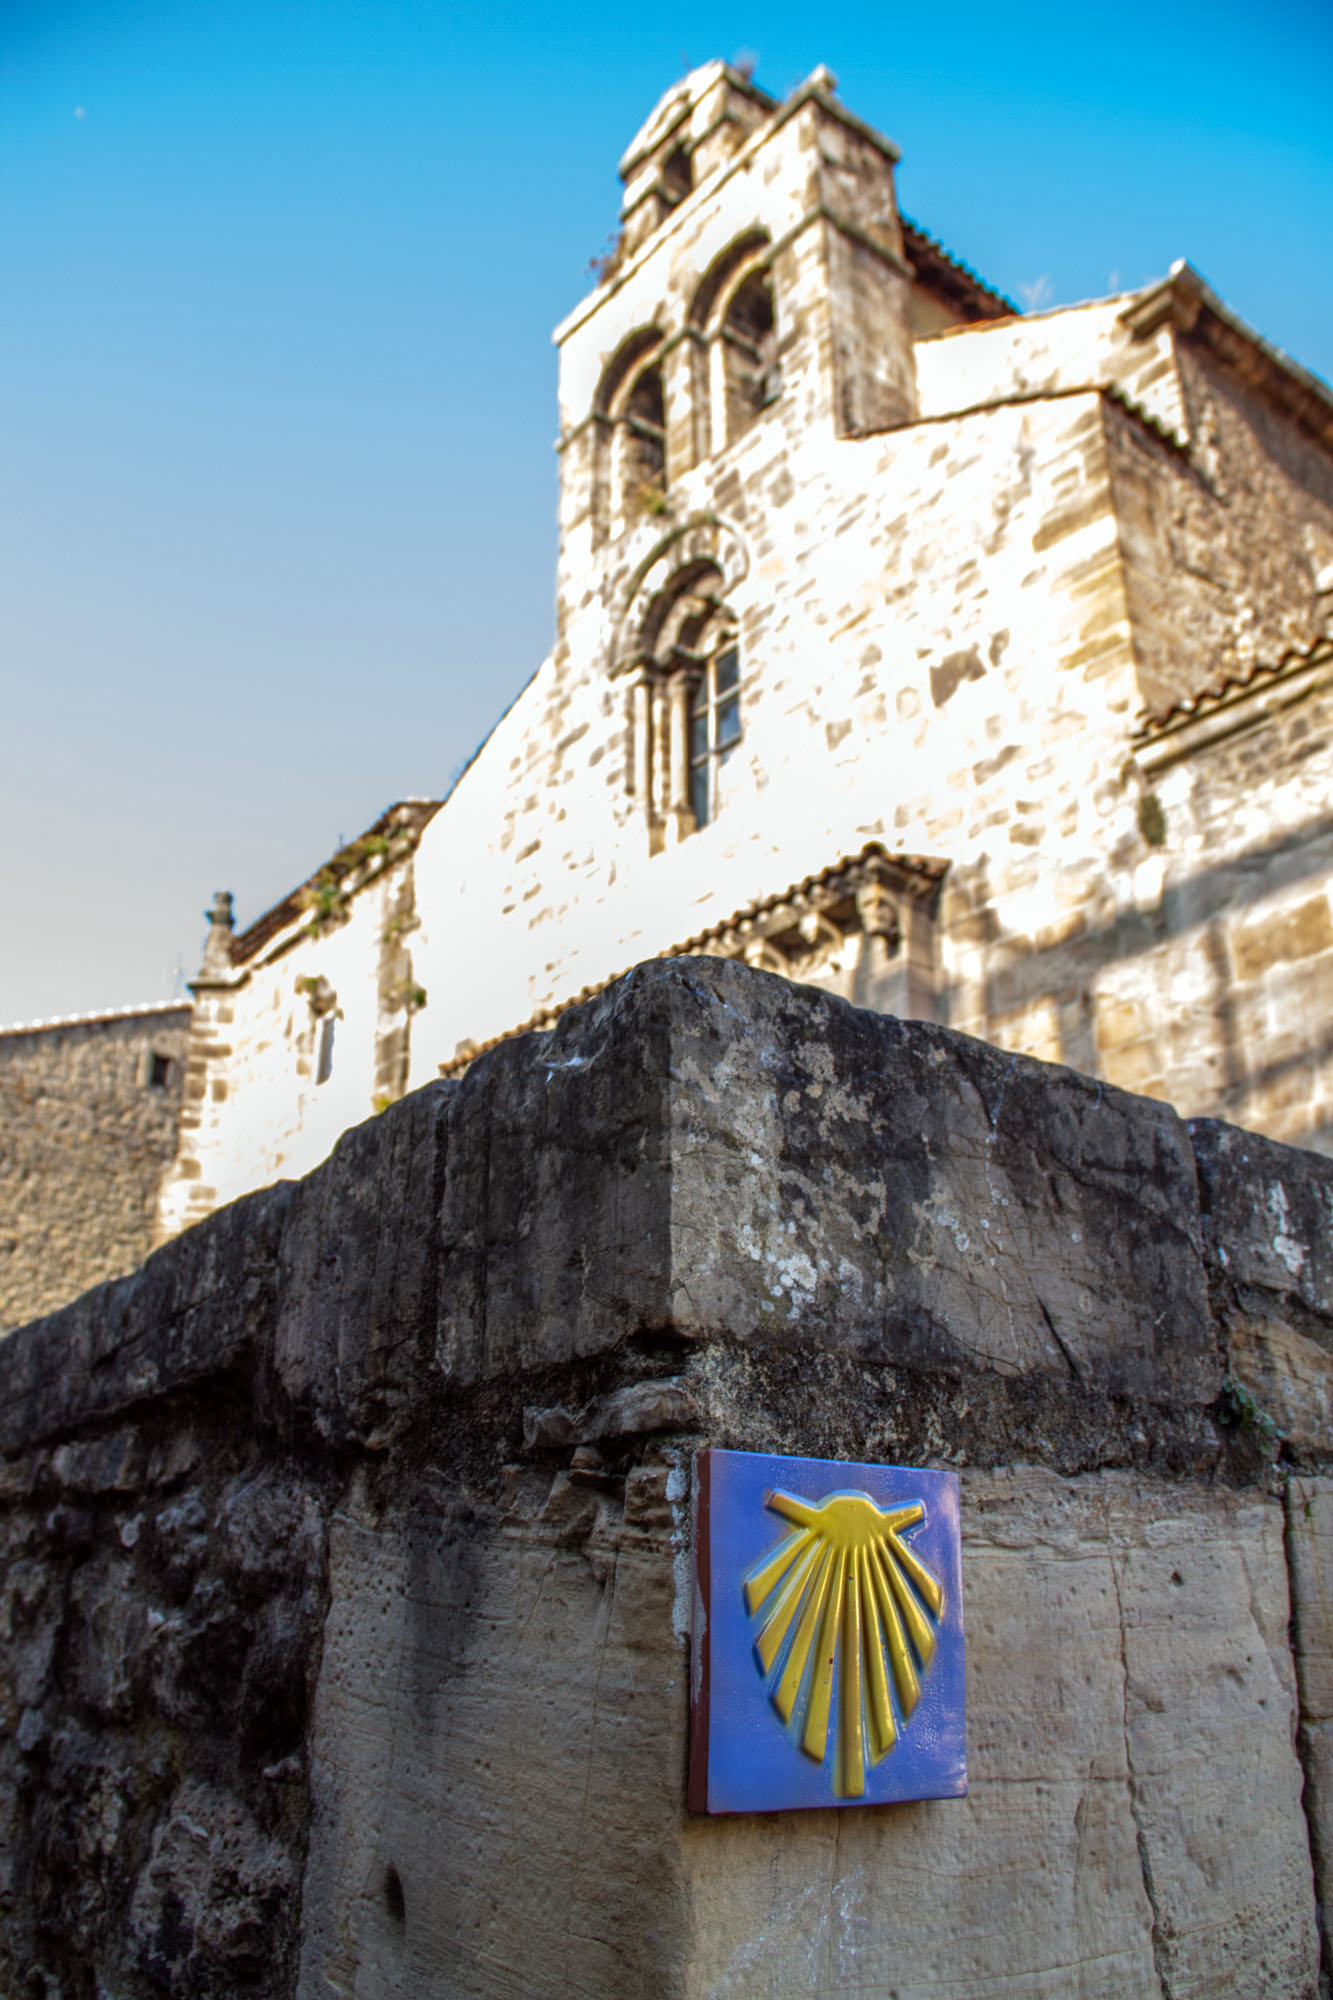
(198, 891, 235, 978)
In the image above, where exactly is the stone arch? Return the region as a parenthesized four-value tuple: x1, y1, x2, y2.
(595, 325, 666, 417)
(593, 328, 669, 537)
(616, 518, 749, 851)
(688, 229, 771, 330)
(616, 515, 749, 672)
(686, 230, 780, 453)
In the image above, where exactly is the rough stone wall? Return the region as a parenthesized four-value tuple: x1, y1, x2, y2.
(0, 1007, 190, 1331)
(1106, 348, 1333, 716)
(912, 291, 1185, 435)
(1121, 657, 1333, 1149)
(950, 649, 1333, 1155)
(2, 960, 1331, 1998)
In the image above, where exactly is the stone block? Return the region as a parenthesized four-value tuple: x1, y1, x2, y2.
(273, 1079, 455, 1445)
(658, 958, 1217, 1406)
(297, 1466, 1318, 2000)
(0, 1178, 292, 1455)
(1189, 1118, 1333, 1332)
(1230, 896, 1333, 983)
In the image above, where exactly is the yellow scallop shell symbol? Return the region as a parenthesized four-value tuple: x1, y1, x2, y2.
(743, 1488, 944, 1798)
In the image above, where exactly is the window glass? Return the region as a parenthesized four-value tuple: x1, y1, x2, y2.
(690, 763, 710, 829)
(686, 639, 742, 831)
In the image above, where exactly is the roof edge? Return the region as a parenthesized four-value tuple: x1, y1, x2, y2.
(900, 216, 1017, 322)
(1121, 261, 1333, 448)
(229, 798, 442, 968)
(0, 999, 191, 1041)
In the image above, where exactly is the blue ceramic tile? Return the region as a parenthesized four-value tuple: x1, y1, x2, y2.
(689, 1448, 966, 1815)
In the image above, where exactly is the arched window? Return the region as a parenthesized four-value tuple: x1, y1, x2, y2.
(622, 361, 666, 510)
(721, 269, 778, 445)
(594, 329, 669, 536)
(624, 558, 744, 846)
(661, 143, 692, 206)
(686, 231, 779, 458)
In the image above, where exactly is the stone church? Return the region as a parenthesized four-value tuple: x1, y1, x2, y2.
(5, 60, 1333, 1316)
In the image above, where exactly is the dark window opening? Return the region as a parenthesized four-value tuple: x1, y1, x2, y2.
(316, 1016, 336, 1086)
(688, 643, 741, 829)
(662, 144, 692, 206)
(624, 363, 666, 503)
(722, 271, 779, 439)
(146, 1052, 172, 1090)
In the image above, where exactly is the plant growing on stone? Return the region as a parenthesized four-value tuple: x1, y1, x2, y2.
(1138, 791, 1167, 848)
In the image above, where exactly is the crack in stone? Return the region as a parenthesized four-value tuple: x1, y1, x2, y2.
(1283, 1476, 1333, 2000)
(1110, 1546, 1175, 2000)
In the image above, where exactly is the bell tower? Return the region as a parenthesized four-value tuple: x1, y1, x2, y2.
(552, 62, 920, 652)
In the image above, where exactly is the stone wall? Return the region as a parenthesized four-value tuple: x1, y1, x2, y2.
(0, 1005, 190, 1332)
(1106, 352, 1333, 717)
(156, 806, 434, 1244)
(2, 959, 1330, 1998)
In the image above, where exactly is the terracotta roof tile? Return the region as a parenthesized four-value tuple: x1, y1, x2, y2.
(900, 218, 1017, 323)
(230, 798, 441, 967)
(1134, 632, 1333, 735)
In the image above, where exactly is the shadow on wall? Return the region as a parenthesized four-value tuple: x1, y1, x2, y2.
(952, 810, 1333, 1148)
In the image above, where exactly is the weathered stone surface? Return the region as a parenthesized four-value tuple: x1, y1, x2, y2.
(0, 960, 1328, 1997)
(296, 1459, 692, 2000)
(1192, 1118, 1333, 1459)
(273, 1077, 455, 1446)
(1191, 1119, 1333, 1324)
(659, 958, 1217, 1407)
(0, 1177, 292, 1454)
(1230, 1316, 1333, 1455)
(1287, 1475, 1333, 1977)
(0, 1004, 190, 1330)
(127, 1778, 297, 1996)
(523, 1376, 700, 1450)
(0, 1398, 328, 1998)
(297, 1465, 1317, 2000)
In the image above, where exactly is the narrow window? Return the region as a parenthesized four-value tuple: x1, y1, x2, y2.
(315, 1016, 336, 1086)
(688, 642, 741, 829)
(624, 363, 666, 508)
(722, 271, 778, 443)
(662, 144, 692, 206)
(146, 1052, 172, 1090)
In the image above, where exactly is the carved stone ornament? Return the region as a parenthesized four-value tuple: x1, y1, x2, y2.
(614, 513, 749, 673)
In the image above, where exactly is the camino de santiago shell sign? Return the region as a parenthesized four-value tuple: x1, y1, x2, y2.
(688, 1449, 966, 1814)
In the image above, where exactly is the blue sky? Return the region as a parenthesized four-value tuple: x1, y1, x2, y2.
(3, 0, 1331, 1021)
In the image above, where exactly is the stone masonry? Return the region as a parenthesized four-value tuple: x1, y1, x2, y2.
(2, 958, 1331, 1998)
(0, 1004, 190, 1332)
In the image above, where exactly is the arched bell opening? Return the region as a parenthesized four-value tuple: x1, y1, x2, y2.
(591, 327, 669, 542)
(721, 267, 778, 445)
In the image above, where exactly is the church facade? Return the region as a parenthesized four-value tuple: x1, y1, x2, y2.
(136, 62, 1333, 1243)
